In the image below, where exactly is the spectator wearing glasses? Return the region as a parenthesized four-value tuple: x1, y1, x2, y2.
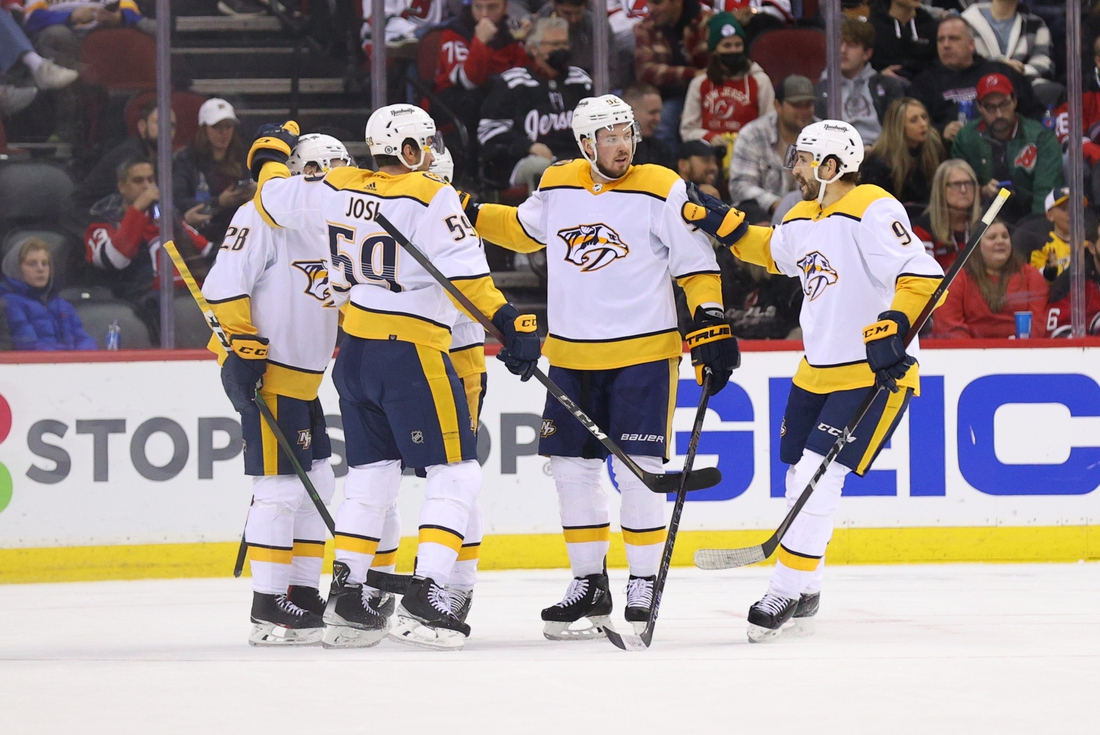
(913, 158, 981, 271)
(859, 97, 945, 206)
(951, 72, 1063, 223)
(932, 218, 1048, 339)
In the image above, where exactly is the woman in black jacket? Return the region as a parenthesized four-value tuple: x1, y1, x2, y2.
(860, 97, 945, 206)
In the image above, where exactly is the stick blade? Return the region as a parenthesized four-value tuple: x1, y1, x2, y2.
(694, 545, 768, 570)
(646, 467, 722, 494)
(603, 626, 650, 651)
(366, 569, 412, 594)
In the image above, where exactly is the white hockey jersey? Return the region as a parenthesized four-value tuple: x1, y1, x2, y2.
(202, 200, 339, 400)
(475, 159, 722, 371)
(255, 166, 507, 353)
(732, 185, 945, 394)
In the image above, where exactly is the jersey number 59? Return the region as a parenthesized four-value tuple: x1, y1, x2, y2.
(328, 224, 403, 292)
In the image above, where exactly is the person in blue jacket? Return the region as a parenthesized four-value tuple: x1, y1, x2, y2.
(0, 237, 98, 351)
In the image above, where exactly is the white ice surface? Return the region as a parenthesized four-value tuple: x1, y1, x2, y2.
(1, 564, 1097, 735)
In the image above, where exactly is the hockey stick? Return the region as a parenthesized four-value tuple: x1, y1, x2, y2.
(165, 241, 412, 592)
(694, 188, 1012, 571)
(605, 370, 712, 651)
(375, 213, 722, 495)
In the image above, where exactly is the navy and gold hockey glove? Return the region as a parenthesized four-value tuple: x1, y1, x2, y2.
(247, 121, 300, 180)
(863, 310, 915, 393)
(681, 182, 749, 247)
(221, 334, 269, 413)
(455, 189, 480, 227)
(491, 304, 541, 381)
(685, 306, 740, 395)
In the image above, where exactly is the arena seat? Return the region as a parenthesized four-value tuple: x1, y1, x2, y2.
(173, 291, 214, 349)
(750, 28, 828, 84)
(79, 28, 158, 151)
(0, 162, 76, 232)
(58, 288, 154, 350)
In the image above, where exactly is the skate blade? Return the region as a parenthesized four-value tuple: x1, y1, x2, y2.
(542, 615, 611, 641)
(746, 622, 785, 643)
(630, 620, 648, 635)
(248, 622, 323, 647)
(784, 617, 816, 638)
(388, 615, 467, 651)
(321, 623, 387, 649)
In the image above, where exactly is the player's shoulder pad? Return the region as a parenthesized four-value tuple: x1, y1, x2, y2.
(616, 163, 681, 200)
(538, 158, 587, 189)
(501, 66, 538, 89)
(830, 184, 895, 221)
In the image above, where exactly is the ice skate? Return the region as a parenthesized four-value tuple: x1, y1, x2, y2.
(623, 575, 655, 634)
(446, 588, 474, 624)
(248, 592, 323, 646)
(541, 573, 613, 640)
(367, 589, 396, 618)
(321, 561, 390, 649)
(389, 576, 471, 651)
(787, 591, 819, 637)
(287, 585, 326, 616)
(746, 591, 798, 643)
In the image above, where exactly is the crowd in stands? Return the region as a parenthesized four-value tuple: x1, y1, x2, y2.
(2, 0, 1100, 351)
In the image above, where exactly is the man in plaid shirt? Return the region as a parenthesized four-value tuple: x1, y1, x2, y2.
(727, 74, 818, 221)
(633, 0, 713, 148)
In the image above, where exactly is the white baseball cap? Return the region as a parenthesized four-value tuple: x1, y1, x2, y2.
(198, 98, 238, 127)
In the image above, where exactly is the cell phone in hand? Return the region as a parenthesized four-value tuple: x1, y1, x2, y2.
(236, 178, 254, 189)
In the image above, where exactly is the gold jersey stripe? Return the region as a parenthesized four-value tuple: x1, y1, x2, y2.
(291, 540, 325, 558)
(457, 542, 482, 562)
(341, 302, 452, 352)
(335, 533, 380, 556)
(322, 167, 446, 206)
(793, 357, 920, 395)
(543, 330, 683, 371)
(263, 362, 325, 401)
(449, 343, 486, 378)
(477, 203, 546, 253)
(855, 388, 912, 475)
(675, 273, 723, 314)
(451, 275, 507, 324)
(777, 544, 822, 572)
(419, 525, 464, 553)
(415, 344, 464, 463)
(563, 524, 611, 544)
(621, 526, 668, 547)
(248, 545, 293, 565)
(371, 549, 398, 567)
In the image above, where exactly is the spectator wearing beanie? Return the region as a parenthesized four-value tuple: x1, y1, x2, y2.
(680, 12, 773, 156)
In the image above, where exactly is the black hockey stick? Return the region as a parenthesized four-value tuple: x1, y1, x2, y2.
(694, 188, 1012, 571)
(605, 370, 712, 651)
(376, 213, 722, 495)
(165, 240, 413, 589)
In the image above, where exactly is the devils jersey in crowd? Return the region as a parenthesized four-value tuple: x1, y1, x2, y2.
(477, 66, 594, 181)
(434, 8, 529, 93)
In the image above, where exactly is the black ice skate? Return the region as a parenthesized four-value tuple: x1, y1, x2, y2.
(446, 588, 474, 624)
(789, 591, 820, 637)
(287, 585, 326, 616)
(541, 572, 613, 641)
(746, 591, 798, 643)
(389, 576, 471, 651)
(248, 592, 323, 646)
(624, 575, 655, 634)
(367, 589, 396, 618)
(321, 561, 390, 649)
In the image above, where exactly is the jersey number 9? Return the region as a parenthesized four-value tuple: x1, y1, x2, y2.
(328, 224, 403, 293)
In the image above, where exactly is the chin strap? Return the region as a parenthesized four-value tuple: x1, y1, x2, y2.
(812, 161, 843, 205)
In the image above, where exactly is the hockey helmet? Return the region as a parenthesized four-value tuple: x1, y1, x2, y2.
(287, 134, 352, 176)
(429, 147, 455, 184)
(364, 104, 444, 171)
(571, 95, 639, 180)
(785, 120, 864, 202)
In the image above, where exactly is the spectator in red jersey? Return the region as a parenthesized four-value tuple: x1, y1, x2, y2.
(434, 0, 530, 173)
(680, 13, 773, 153)
(913, 158, 981, 271)
(85, 157, 212, 341)
(859, 97, 945, 206)
(932, 219, 1048, 339)
(1046, 232, 1100, 338)
(1053, 35, 1100, 205)
(634, 0, 713, 149)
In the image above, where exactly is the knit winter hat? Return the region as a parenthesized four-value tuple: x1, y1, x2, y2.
(708, 13, 746, 52)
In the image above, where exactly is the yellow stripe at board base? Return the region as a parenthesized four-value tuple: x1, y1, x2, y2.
(1, 526, 1098, 584)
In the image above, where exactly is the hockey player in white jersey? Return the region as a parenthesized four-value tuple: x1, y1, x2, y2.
(201, 134, 352, 646)
(247, 107, 540, 650)
(467, 95, 741, 638)
(681, 120, 945, 642)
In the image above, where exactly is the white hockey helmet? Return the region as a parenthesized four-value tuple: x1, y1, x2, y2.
(428, 147, 454, 184)
(287, 134, 352, 176)
(364, 104, 444, 171)
(571, 94, 638, 180)
(785, 120, 865, 203)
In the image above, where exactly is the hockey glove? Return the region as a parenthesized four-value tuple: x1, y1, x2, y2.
(681, 182, 749, 247)
(221, 335, 270, 413)
(491, 304, 541, 381)
(455, 189, 480, 227)
(863, 310, 915, 394)
(685, 306, 740, 395)
(247, 121, 300, 180)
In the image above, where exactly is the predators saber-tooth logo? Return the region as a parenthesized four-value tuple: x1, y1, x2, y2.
(796, 251, 839, 301)
(292, 260, 333, 303)
(558, 223, 629, 272)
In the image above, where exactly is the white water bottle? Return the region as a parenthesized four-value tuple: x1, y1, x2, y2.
(106, 319, 120, 351)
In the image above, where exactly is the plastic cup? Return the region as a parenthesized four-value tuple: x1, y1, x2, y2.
(1014, 311, 1032, 339)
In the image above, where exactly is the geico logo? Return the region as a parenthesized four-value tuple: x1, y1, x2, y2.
(620, 434, 664, 442)
(25, 417, 245, 484)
